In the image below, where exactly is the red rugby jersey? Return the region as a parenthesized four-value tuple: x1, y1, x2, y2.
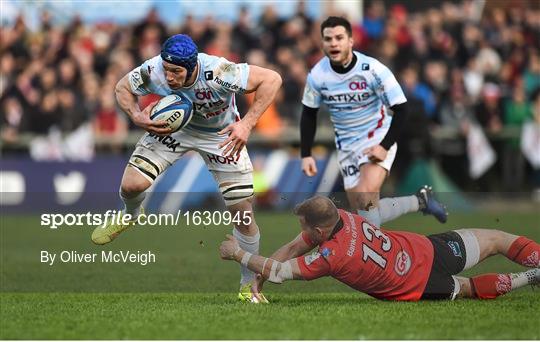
(297, 209, 434, 301)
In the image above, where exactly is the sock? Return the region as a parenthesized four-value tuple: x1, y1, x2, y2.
(378, 196, 420, 223)
(120, 190, 145, 217)
(233, 228, 260, 285)
(470, 269, 537, 299)
(506, 237, 540, 267)
(358, 207, 381, 228)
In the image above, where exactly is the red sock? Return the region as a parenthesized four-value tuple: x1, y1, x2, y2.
(506, 237, 540, 267)
(470, 274, 512, 299)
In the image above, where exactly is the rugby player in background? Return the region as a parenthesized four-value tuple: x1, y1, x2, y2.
(300, 17, 447, 228)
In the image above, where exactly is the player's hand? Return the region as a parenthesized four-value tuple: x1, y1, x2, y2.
(218, 120, 252, 158)
(301, 157, 318, 177)
(132, 100, 172, 136)
(219, 234, 240, 260)
(255, 273, 265, 292)
(363, 145, 387, 163)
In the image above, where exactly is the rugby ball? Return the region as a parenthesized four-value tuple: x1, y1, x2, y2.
(150, 94, 193, 133)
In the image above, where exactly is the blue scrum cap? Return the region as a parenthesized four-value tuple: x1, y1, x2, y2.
(161, 34, 198, 79)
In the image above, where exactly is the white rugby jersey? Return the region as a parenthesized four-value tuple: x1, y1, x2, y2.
(128, 53, 249, 133)
(302, 51, 406, 150)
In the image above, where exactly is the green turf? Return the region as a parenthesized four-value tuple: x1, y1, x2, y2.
(1, 211, 539, 339)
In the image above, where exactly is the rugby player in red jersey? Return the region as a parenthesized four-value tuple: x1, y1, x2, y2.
(220, 195, 539, 301)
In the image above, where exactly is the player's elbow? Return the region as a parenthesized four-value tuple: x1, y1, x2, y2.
(271, 70, 282, 88)
(115, 76, 130, 97)
(263, 69, 282, 90)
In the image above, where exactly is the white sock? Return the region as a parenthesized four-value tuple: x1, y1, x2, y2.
(233, 228, 260, 285)
(358, 207, 381, 228)
(120, 190, 145, 217)
(510, 269, 539, 289)
(378, 195, 420, 224)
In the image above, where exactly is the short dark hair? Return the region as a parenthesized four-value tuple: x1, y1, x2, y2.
(293, 195, 339, 229)
(321, 16, 352, 37)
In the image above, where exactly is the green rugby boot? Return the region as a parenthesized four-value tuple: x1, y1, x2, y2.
(91, 208, 144, 245)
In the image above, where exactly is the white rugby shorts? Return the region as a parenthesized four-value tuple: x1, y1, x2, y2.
(337, 141, 397, 190)
(128, 128, 253, 206)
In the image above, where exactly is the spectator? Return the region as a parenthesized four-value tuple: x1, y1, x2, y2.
(502, 81, 532, 190)
(475, 83, 503, 134)
(401, 66, 437, 120)
(0, 0, 537, 193)
(363, 0, 385, 41)
(523, 51, 540, 97)
(133, 7, 167, 49)
(1, 97, 27, 145)
(93, 92, 127, 153)
(58, 88, 88, 132)
(505, 81, 533, 141)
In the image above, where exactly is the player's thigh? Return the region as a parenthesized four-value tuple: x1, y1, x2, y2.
(455, 228, 518, 264)
(421, 231, 467, 300)
(192, 130, 255, 228)
(345, 163, 386, 210)
(358, 163, 387, 192)
(340, 143, 397, 208)
(126, 132, 189, 191)
(356, 143, 397, 192)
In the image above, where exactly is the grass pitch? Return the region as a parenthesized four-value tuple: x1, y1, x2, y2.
(1, 210, 539, 339)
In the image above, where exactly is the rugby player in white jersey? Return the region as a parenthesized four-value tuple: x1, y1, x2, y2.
(91, 34, 281, 303)
(300, 17, 447, 227)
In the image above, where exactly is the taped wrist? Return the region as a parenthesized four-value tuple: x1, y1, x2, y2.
(240, 251, 252, 267)
(268, 260, 293, 284)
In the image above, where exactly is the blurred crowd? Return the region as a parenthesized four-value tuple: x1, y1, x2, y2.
(1, 0, 539, 188)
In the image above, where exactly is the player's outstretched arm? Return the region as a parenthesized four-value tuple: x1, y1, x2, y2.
(269, 232, 315, 262)
(115, 75, 171, 136)
(254, 232, 314, 290)
(218, 66, 281, 157)
(220, 235, 304, 283)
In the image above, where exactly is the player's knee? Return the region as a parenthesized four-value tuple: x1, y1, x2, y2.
(478, 229, 508, 255)
(349, 188, 378, 210)
(356, 183, 379, 194)
(490, 229, 514, 254)
(214, 171, 254, 208)
(228, 198, 257, 232)
(355, 183, 380, 206)
(120, 178, 150, 197)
